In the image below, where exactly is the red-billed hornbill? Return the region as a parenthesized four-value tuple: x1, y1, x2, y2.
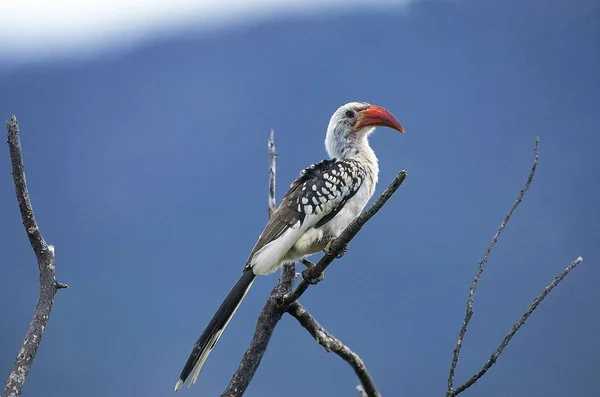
(175, 102, 404, 391)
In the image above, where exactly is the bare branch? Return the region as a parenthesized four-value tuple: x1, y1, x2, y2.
(220, 289, 285, 397)
(287, 302, 381, 397)
(3, 116, 67, 397)
(446, 138, 539, 394)
(268, 130, 296, 296)
(268, 129, 277, 218)
(221, 132, 292, 397)
(284, 170, 408, 304)
(277, 263, 296, 295)
(451, 256, 584, 396)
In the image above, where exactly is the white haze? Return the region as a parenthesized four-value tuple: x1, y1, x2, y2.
(0, 0, 415, 63)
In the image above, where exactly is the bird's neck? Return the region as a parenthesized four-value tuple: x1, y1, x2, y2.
(335, 138, 379, 187)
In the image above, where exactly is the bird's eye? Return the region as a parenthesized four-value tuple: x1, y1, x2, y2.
(345, 110, 355, 118)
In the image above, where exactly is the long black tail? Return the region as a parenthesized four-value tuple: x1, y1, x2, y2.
(175, 269, 256, 391)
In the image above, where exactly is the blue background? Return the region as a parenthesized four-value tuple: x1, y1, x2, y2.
(1, 1, 599, 396)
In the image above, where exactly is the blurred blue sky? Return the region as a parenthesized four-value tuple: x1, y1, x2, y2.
(1, 1, 599, 396)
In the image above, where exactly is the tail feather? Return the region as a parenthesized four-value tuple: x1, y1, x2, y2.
(175, 269, 256, 391)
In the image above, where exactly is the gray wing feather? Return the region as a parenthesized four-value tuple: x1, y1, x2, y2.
(245, 205, 301, 265)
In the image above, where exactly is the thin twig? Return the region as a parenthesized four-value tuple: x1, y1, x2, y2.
(221, 132, 291, 397)
(451, 256, 584, 396)
(222, 168, 407, 397)
(284, 170, 408, 304)
(277, 263, 296, 295)
(267, 130, 296, 295)
(268, 129, 277, 218)
(287, 302, 381, 397)
(3, 116, 67, 397)
(446, 138, 539, 395)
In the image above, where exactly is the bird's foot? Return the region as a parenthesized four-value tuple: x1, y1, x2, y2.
(301, 258, 324, 285)
(323, 238, 349, 258)
(300, 258, 316, 269)
(302, 268, 324, 285)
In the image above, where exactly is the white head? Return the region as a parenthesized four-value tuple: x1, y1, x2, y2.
(325, 102, 404, 159)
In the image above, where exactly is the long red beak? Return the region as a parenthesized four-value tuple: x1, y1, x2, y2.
(355, 105, 405, 133)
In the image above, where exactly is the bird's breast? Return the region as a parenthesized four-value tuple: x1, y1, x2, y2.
(318, 183, 373, 236)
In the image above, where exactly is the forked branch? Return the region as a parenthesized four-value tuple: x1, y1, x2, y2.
(450, 256, 583, 396)
(446, 137, 584, 396)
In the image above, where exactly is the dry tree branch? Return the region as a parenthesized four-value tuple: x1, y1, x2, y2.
(220, 131, 292, 397)
(268, 130, 296, 295)
(267, 129, 277, 218)
(446, 137, 539, 394)
(221, 135, 408, 397)
(446, 137, 584, 396)
(287, 301, 381, 397)
(220, 290, 286, 397)
(451, 255, 584, 396)
(3, 116, 68, 397)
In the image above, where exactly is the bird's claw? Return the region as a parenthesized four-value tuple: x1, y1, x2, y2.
(323, 239, 349, 258)
(301, 258, 316, 269)
(300, 258, 324, 284)
(302, 268, 324, 285)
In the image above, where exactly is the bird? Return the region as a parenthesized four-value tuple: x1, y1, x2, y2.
(175, 101, 404, 391)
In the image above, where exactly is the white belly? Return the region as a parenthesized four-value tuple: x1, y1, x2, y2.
(284, 179, 375, 262)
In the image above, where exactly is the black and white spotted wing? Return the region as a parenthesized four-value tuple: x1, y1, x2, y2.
(245, 158, 366, 266)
